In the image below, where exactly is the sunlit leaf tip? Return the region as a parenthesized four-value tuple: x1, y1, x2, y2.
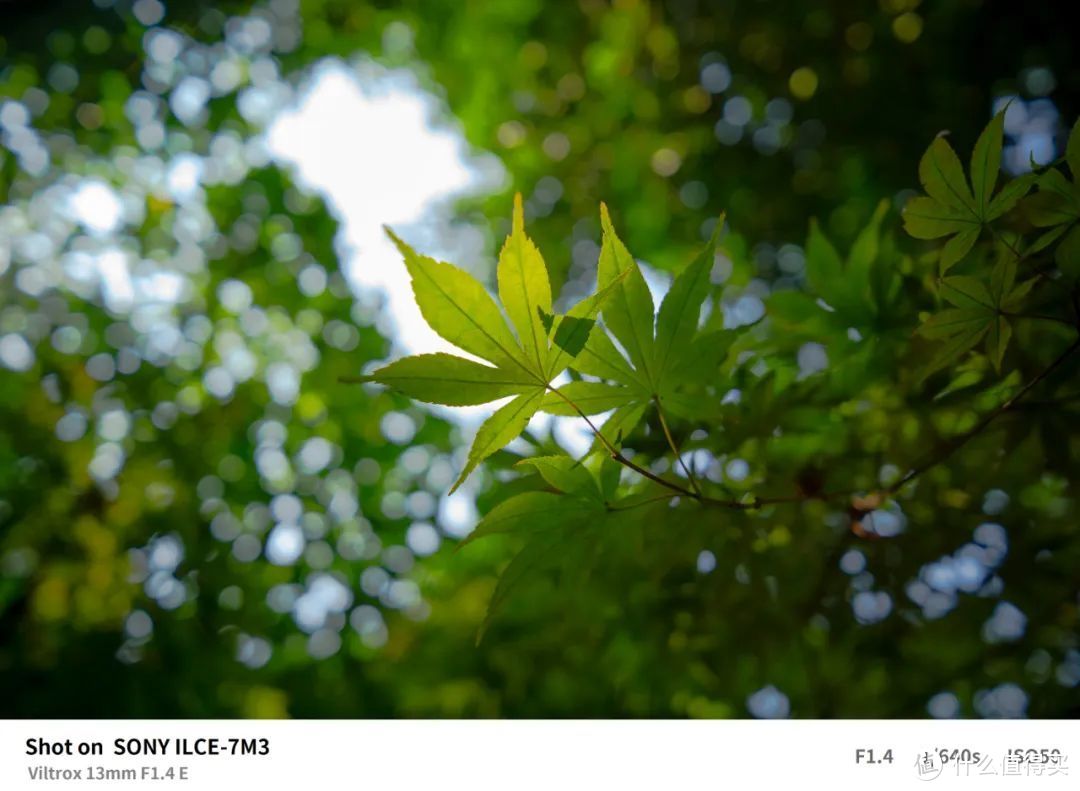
(599, 201, 613, 232)
(512, 191, 525, 235)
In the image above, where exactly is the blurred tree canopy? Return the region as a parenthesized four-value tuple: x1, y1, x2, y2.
(1, 0, 1078, 718)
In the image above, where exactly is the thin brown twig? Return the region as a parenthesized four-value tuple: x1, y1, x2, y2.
(887, 337, 1080, 494)
(542, 327, 1080, 512)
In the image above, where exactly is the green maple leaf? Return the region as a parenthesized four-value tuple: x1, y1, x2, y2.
(903, 109, 1035, 273)
(1024, 118, 1080, 279)
(360, 195, 619, 491)
(806, 201, 890, 318)
(541, 207, 734, 446)
(917, 253, 1034, 379)
(459, 455, 664, 642)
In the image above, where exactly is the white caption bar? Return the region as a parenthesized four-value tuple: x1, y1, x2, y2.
(1, 719, 1077, 790)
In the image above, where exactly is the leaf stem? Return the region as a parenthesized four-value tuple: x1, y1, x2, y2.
(544, 385, 697, 499)
(546, 385, 846, 510)
(654, 398, 702, 495)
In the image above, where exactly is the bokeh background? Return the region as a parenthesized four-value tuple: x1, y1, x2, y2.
(1, 0, 1078, 717)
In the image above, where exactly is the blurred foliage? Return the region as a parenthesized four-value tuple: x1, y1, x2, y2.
(0, 0, 1079, 719)
(299, 0, 1080, 281)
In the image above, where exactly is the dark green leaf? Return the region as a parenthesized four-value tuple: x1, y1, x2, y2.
(460, 491, 599, 548)
(917, 308, 988, 340)
(918, 135, 975, 212)
(970, 109, 1005, 217)
(1067, 117, 1080, 179)
(901, 197, 977, 240)
(653, 214, 722, 379)
(985, 316, 1012, 373)
(940, 276, 994, 310)
(517, 456, 603, 500)
(1057, 225, 1080, 279)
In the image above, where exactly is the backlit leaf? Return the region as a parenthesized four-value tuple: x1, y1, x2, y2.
(592, 401, 648, 451)
(545, 269, 630, 378)
(363, 353, 537, 406)
(598, 203, 656, 384)
(386, 229, 534, 378)
(653, 214, 723, 379)
(574, 327, 649, 391)
(987, 173, 1035, 220)
(541, 381, 638, 416)
(451, 388, 546, 492)
(498, 193, 552, 375)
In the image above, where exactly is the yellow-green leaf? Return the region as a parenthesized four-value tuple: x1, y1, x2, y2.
(451, 388, 545, 492)
(498, 193, 552, 376)
(847, 200, 889, 285)
(545, 269, 629, 378)
(541, 381, 638, 416)
(386, 229, 535, 379)
(574, 327, 650, 391)
(363, 353, 536, 406)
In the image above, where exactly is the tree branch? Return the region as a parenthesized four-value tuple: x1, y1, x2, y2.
(888, 337, 1080, 494)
